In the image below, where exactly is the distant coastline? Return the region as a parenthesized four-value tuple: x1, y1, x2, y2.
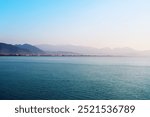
(0, 54, 144, 58)
(1, 42, 150, 57)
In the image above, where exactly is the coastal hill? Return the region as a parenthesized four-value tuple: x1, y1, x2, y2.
(0, 43, 44, 55)
(15, 44, 45, 54)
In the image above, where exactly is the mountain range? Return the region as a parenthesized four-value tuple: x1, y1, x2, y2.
(0, 42, 150, 56)
(36, 44, 150, 57)
(0, 43, 44, 55)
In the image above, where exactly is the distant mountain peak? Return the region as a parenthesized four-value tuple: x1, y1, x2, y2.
(0, 43, 45, 55)
(15, 43, 45, 54)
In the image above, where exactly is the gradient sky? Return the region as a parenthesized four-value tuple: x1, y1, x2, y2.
(0, 0, 150, 50)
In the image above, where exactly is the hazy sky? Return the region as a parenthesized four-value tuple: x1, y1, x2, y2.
(0, 0, 150, 50)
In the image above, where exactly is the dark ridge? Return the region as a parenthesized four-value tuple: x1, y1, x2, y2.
(0, 42, 44, 55)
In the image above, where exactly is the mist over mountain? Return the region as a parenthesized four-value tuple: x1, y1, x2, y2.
(36, 44, 145, 56)
(36, 44, 100, 55)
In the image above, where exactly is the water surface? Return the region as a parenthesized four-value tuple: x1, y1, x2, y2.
(0, 56, 150, 100)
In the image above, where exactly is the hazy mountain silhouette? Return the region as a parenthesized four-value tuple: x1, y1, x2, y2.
(1, 42, 150, 56)
(36, 44, 101, 55)
(37, 44, 144, 56)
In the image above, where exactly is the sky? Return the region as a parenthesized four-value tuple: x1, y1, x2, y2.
(0, 0, 150, 50)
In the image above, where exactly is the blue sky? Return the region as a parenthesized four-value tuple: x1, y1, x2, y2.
(0, 0, 150, 50)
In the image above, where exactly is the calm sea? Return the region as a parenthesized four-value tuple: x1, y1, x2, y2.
(0, 56, 150, 100)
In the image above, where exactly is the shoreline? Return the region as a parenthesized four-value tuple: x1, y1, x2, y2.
(0, 54, 149, 57)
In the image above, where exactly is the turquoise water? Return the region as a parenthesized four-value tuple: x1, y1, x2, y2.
(0, 56, 150, 100)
